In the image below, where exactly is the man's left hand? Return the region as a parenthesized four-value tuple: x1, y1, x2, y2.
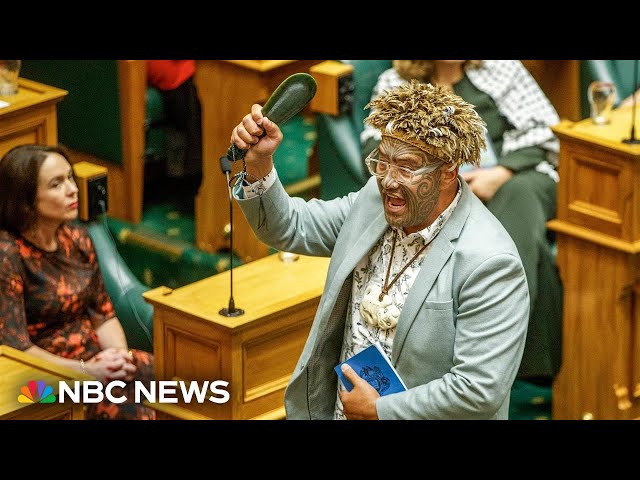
(339, 364, 380, 420)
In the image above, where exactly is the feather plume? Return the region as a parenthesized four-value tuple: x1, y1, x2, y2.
(365, 80, 487, 168)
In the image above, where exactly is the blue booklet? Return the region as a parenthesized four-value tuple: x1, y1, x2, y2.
(335, 343, 407, 396)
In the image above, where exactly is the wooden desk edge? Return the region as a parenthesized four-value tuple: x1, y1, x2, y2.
(552, 119, 640, 157)
(0, 345, 93, 381)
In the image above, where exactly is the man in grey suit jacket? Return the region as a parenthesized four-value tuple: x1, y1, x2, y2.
(230, 80, 530, 420)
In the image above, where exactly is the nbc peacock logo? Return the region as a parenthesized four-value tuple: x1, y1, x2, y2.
(17, 380, 56, 404)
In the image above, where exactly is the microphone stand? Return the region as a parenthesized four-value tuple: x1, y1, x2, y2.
(218, 155, 244, 317)
(623, 59, 640, 145)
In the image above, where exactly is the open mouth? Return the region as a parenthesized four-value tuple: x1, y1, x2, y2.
(385, 195, 405, 213)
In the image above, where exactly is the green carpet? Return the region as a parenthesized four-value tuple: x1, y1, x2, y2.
(509, 380, 552, 420)
(106, 213, 240, 290)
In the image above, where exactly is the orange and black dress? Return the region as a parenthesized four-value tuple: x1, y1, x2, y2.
(0, 224, 155, 420)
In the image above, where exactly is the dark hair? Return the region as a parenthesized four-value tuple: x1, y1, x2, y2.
(0, 144, 71, 235)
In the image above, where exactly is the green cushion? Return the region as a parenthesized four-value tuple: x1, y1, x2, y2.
(86, 221, 154, 352)
(145, 86, 165, 124)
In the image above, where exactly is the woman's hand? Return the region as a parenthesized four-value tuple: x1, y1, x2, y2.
(461, 165, 513, 202)
(87, 347, 136, 383)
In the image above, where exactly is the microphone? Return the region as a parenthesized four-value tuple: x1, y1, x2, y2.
(218, 155, 244, 317)
(623, 59, 640, 145)
(226, 72, 317, 161)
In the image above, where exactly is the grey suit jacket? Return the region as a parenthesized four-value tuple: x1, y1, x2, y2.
(236, 175, 529, 419)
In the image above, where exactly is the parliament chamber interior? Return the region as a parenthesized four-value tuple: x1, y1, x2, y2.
(0, 59, 639, 421)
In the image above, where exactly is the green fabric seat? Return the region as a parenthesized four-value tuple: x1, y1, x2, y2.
(86, 221, 154, 352)
(104, 215, 241, 291)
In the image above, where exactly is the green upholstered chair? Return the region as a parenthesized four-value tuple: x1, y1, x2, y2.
(315, 60, 392, 200)
(86, 221, 154, 352)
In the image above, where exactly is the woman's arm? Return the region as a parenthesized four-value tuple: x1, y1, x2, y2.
(95, 317, 128, 351)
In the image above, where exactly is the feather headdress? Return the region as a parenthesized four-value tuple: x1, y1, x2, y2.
(364, 80, 487, 168)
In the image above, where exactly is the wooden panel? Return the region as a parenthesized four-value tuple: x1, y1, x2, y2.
(237, 303, 317, 420)
(0, 77, 66, 157)
(562, 144, 631, 239)
(522, 60, 580, 121)
(168, 328, 223, 382)
(243, 321, 311, 400)
(550, 108, 640, 420)
(631, 259, 640, 403)
(154, 308, 233, 419)
(309, 61, 353, 116)
(0, 105, 61, 158)
(117, 60, 147, 224)
(553, 110, 640, 244)
(553, 236, 639, 419)
(145, 254, 330, 419)
(65, 148, 127, 220)
(0, 345, 90, 420)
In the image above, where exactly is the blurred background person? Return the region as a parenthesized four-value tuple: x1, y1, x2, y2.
(146, 60, 202, 210)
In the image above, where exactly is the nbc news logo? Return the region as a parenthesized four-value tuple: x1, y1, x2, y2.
(17, 379, 230, 404)
(17, 380, 56, 404)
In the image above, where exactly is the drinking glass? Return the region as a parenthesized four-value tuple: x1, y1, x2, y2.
(0, 60, 21, 96)
(588, 81, 617, 125)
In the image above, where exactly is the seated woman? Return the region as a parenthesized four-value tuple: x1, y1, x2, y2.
(361, 60, 563, 384)
(0, 144, 155, 420)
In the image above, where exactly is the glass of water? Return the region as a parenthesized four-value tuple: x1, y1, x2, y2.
(588, 81, 617, 125)
(0, 60, 21, 96)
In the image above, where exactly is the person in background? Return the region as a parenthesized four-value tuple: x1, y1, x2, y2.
(146, 60, 202, 205)
(229, 80, 530, 419)
(361, 60, 563, 386)
(0, 144, 155, 420)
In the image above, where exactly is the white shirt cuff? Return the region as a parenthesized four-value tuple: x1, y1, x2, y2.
(242, 168, 277, 199)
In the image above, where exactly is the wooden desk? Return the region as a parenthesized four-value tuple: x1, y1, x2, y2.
(194, 60, 323, 263)
(143, 253, 330, 420)
(0, 345, 91, 420)
(0, 78, 67, 158)
(549, 106, 640, 420)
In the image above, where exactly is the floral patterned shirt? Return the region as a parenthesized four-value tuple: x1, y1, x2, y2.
(0, 224, 115, 358)
(334, 182, 462, 419)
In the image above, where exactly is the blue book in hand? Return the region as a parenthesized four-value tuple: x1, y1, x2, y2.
(335, 343, 407, 396)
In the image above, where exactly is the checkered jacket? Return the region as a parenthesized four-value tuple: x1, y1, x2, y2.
(361, 60, 560, 160)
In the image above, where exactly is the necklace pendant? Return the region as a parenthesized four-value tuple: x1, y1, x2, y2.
(360, 285, 400, 331)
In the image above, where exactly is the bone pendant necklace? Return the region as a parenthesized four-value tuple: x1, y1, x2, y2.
(360, 230, 429, 330)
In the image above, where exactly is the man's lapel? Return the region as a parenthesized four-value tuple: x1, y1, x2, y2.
(392, 181, 473, 363)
